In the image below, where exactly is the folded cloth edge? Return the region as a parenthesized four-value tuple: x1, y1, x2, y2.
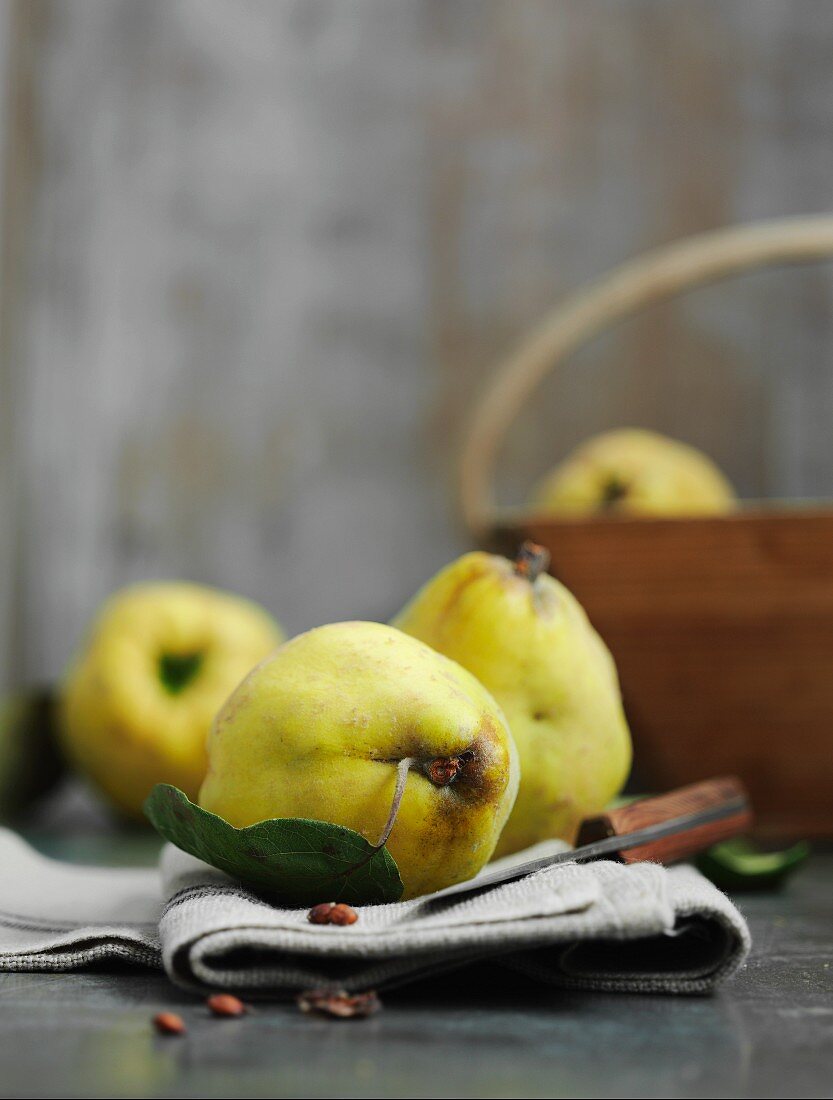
(0, 830, 750, 997)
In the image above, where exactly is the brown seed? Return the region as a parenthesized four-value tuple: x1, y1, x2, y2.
(308, 902, 337, 924)
(328, 903, 358, 926)
(153, 1011, 186, 1036)
(297, 988, 381, 1019)
(207, 993, 247, 1017)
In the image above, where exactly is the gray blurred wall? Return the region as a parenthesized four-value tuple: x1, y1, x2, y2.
(2, 0, 833, 686)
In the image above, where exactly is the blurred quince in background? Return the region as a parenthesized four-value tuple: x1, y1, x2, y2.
(60, 583, 284, 819)
(532, 428, 737, 517)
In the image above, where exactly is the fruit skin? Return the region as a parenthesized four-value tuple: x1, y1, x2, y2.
(198, 621, 519, 900)
(60, 583, 284, 819)
(533, 428, 736, 517)
(394, 552, 632, 857)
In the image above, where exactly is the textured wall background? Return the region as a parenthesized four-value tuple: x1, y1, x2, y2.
(2, 0, 833, 687)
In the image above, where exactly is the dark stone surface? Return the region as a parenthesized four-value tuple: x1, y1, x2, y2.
(1, 838, 831, 1099)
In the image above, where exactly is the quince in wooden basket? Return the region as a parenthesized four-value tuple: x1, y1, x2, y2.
(459, 215, 833, 839)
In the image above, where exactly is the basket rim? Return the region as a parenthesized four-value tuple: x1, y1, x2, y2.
(487, 500, 833, 532)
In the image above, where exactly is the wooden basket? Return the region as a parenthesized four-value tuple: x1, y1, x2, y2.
(460, 216, 833, 839)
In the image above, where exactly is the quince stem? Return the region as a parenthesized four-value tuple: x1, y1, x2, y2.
(323, 752, 469, 899)
(514, 540, 550, 582)
(374, 757, 416, 849)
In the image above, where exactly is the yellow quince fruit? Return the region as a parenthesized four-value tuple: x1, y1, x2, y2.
(60, 583, 284, 819)
(394, 546, 632, 857)
(533, 428, 736, 516)
(198, 621, 519, 899)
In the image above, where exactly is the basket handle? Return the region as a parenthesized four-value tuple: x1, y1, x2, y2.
(459, 215, 833, 538)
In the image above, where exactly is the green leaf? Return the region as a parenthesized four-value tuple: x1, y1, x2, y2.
(696, 837, 811, 892)
(144, 784, 404, 907)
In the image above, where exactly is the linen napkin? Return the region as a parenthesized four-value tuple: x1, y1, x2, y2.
(0, 828, 749, 996)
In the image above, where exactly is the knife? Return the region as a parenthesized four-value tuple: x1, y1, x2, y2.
(431, 775, 753, 901)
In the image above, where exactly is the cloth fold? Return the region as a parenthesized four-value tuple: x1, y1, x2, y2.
(0, 829, 749, 996)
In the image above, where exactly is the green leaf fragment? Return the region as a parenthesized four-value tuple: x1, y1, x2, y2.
(696, 837, 811, 892)
(144, 783, 404, 907)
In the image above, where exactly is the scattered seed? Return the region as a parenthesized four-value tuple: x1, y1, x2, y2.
(297, 988, 381, 1019)
(308, 902, 337, 924)
(328, 903, 358, 926)
(307, 901, 359, 926)
(207, 993, 247, 1017)
(153, 1011, 186, 1036)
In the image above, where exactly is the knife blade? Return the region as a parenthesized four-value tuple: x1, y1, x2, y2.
(429, 775, 752, 902)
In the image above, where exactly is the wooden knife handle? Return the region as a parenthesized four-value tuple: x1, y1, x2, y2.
(575, 776, 753, 865)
